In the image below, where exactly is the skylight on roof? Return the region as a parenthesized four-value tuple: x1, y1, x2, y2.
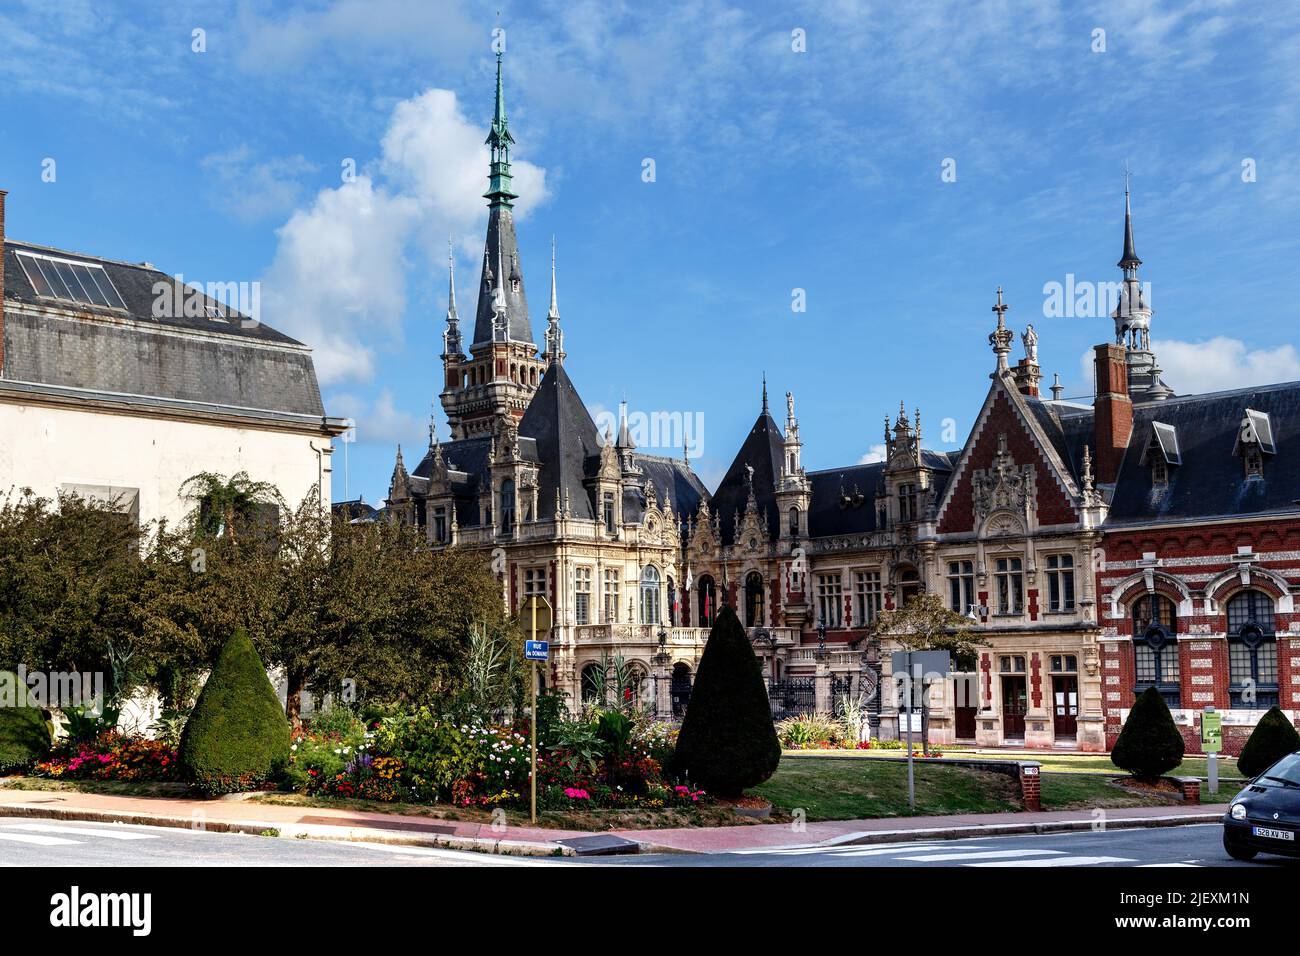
(16, 251, 128, 310)
(1149, 421, 1181, 465)
(1240, 408, 1276, 455)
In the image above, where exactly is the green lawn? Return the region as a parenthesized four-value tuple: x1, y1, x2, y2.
(789, 750, 1247, 787)
(755, 758, 1188, 821)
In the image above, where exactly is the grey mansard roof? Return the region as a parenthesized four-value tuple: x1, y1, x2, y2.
(408, 361, 706, 529)
(1106, 381, 1300, 524)
(2, 240, 327, 422)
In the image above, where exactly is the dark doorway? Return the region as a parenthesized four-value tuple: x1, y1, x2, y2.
(954, 675, 978, 740)
(670, 663, 693, 718)
(1052, 675, 1079, 739)
(1001, 676, 1027, 739)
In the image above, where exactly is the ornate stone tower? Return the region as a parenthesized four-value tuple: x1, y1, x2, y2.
(440, 51, 548, 439)
(1111, 180, 1172, 401)
(774, 386, 811, 540)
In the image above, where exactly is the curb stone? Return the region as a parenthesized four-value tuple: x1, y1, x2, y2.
(646, 812, 1226, 855)
(0, 802, 575, 857)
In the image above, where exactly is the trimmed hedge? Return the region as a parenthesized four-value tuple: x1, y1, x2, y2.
(671, 605, 781, 797)
(1111, 686, 1185, 782)
(1237, 706, 1300, 778)
(179, 629, 290, 795)
(0, 672, 52, 773)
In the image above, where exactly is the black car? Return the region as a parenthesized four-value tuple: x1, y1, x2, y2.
(1223, 750, 1300, 861)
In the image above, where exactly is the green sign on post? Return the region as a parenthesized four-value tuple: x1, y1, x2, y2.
(1201, 709, 1222, 753)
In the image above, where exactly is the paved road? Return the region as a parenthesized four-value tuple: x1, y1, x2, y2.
(5, 817, 1298, 868)
(601, 823, 1300, 868)
(0, 817, 557, 867)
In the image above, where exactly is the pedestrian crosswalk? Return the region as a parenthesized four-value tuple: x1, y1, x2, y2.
(727, 839, 1202, 867)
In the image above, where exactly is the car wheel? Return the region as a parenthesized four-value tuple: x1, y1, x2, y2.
(1223, 832, 1257, 861)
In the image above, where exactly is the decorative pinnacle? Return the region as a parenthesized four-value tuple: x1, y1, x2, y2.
(548, 235, 559, 318)
(1119, 168, 1141, 271)
(446, 238, 458, 320)
(1050, 372, 1064, 401)
(762, 373, 768, 414)
(989, 286, 1014, 372)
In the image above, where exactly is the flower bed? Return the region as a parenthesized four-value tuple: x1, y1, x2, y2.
(282, 704, 709, 813)
(34, 731, 178, 782)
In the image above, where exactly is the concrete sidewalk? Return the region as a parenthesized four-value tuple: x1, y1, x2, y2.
(621, 802, 1229, 853)
(0, 785, 1229, 857)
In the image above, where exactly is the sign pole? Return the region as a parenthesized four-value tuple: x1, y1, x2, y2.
(906, 651, 915, 812)
(530, 599, 538, 825)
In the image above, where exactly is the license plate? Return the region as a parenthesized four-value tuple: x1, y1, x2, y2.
(1251, 826, 1295, 841)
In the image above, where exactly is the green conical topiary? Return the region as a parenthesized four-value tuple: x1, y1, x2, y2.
(671, 605, 781, 798)
(1111, 686, 1185, 783)
(179, 629, 290, 795)
(0, 672, 52, 773)
(1237, 706, 1300, 778)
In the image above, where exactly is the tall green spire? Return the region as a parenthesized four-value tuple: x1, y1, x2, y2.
(484, 51, 517, 207)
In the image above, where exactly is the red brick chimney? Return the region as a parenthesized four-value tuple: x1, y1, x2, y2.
(0, 189, 6, 375)
(1093, 343, 1132, 484)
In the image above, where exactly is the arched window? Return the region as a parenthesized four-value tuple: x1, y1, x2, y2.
(640, 566, 661, 625)
(745, 571, 765, 628)
(788, 507, 799, 536)
(698, 575, 716, 627)
(1227, 590, 1278, 708)
(580, 663, 603, 703)
(667, 576, 677, 626)
(1132, 594, 1180, 708)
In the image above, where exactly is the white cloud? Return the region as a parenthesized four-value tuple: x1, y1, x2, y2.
(859, 444, 888, 464)
(1154, 337, 1300, 393)
(328, 389, 424, 447)
(1076, 336, 1300, 396)
(261, 176, 419, 385)
(260, 87, 550, 386)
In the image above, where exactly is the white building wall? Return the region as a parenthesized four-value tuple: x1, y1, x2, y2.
(0, 400, 332, 525)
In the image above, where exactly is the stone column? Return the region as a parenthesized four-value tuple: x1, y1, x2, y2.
(814, 662, 832, 716)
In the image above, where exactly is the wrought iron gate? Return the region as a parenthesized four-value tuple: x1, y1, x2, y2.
(768, 677, 816, 719)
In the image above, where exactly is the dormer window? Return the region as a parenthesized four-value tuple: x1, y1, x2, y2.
(1244, 445, 1263, 477)
(1234, 408, 1275, 479)
(1142, 422, 1180, 487)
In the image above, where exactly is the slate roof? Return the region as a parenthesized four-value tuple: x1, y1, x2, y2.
(625, 454, 708, 526)
(711, 407, 786, 545)
(517, 362, 602, 520)
(471, 208, 533, 347)
(1106, 381, 1300, 524)
(2, 240, 325, 420)
(409, 362, 707, 529)
(804, 452, 955, 538)
(1025, 397, 1095, 486)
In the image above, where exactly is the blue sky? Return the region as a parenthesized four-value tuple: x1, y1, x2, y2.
(3, 1, 1299, 503)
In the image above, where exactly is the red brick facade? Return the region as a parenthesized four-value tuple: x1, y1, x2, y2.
(1098, 517, 1300, 753)
(938, 389, 1078, 534)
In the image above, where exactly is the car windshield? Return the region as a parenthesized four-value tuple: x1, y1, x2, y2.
(1261, 753, 1300, 786)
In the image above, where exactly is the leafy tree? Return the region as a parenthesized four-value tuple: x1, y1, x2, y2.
(868, 592, 985, 753)
(178, 628, 290, 794)
(0, 490, 141, 691)
(0, 671, 52, 772)
(179, 471, 282, 543)
(672, 605, 781, 797)
(1237, 706, 1300, 778)
(1111, 686, 1185, 783)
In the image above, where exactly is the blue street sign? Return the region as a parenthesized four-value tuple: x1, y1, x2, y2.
(525, 640, 549, 662)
